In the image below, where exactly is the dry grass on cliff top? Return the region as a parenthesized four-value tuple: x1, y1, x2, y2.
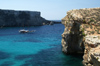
(62, 7, 100, 26)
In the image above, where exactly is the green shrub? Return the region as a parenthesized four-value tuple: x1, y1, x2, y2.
(83, 19, 85, 22)
(97, 30, 100, 34)
(90, 25, 92, 29)
(82, 32, 86, 36)
(97, 57, 99, 60)
(81, 28, 85, 32)
(70, 31, 72, 33)
(91, 31, 95, 34)
(89, 18, 94, 22)
(85, 25, 89, 28)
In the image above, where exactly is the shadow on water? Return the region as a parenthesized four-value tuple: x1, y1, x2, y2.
(0, 51, 11, 59)
(14, 45, 84, 66)
(0, 51, 13, 66)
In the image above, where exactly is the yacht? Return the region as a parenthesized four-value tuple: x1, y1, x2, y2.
(19, 29, 35, 33)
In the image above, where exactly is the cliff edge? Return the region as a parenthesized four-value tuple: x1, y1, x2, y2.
(0, 9, 47, 27)
(62, 7, 100, 66)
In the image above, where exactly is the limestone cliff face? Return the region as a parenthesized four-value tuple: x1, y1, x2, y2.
(62, 7, 100, 66)
(0, 9, 47, 27)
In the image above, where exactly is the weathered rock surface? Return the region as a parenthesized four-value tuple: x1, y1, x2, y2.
(0, 9, 47, 27)
(61, 7, 100, 66)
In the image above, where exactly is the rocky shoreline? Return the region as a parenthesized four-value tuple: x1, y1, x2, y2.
(61, 7, 100, 66)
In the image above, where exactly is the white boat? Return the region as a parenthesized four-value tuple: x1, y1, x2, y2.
(19, 29, 35, 33)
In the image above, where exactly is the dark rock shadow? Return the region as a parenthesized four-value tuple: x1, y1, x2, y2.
(0, 51, 11, 59)
(14, 45, 83, 66)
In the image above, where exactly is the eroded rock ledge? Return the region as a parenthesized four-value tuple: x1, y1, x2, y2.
(61, 7, 100, 66)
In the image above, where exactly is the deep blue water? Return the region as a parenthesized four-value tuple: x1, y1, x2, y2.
(0, 24, 83, 66)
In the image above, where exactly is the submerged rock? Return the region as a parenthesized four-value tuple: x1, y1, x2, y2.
(61, 7, 100, 66)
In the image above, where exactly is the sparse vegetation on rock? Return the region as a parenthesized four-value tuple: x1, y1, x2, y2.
(62, 7, 100, 66)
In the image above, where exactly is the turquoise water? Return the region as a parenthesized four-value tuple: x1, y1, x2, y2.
(0, 24, 83, 66)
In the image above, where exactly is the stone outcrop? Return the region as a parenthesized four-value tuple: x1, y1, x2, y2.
(83, 35, 100, 66)
(61, 7, 100, 66)
(0, 9, 47, 27)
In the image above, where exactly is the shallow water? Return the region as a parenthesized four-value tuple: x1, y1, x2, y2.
(0, 24, 83, 66)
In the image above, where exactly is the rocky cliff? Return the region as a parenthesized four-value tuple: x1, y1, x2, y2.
(0, 9, 47, 27)
(62, 7, 100, 66)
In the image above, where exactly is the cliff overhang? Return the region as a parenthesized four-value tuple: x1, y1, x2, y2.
(62, 7, 100, 66)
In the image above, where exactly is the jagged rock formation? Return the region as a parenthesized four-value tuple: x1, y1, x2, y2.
(0, 9, 47, 27)
(62, 7, 100, 66)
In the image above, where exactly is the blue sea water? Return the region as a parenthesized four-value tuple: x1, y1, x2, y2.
(0, 24, 83, 66)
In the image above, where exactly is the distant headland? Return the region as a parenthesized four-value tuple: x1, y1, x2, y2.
(0, 9, 61, 27)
